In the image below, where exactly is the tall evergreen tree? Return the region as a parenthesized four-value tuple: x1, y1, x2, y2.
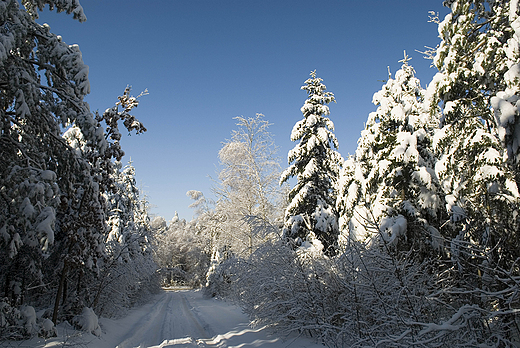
(0, 0, 89, 304)
(105, 160, 152, 263)
(491, 1, 520, 187)
(426, 0, 520, 267)
(280, 71, 342, 254)
(337, 56, 443, 252)
(421, 1, 520, 339)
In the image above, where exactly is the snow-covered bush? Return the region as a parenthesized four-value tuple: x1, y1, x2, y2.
(218, 235, 518, 347)
(90, 253, 160, 319)
(0, 300, 56, 340)
(72, 307, 101, 336)
(203, 253, 238, 299)
(39, 318, 56, 339)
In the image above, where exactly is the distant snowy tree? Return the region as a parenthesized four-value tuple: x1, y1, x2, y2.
(89, 161, 157, 316)
(280, 71, 343, 255)
(150, 215, 167, 231)
(337, 56, 443, 253)
(153, 210, 210, 288)
(186, 190, 222, 256)
(105, 161, 152, 262)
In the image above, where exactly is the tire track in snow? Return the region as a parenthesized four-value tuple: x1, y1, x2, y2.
(114, 290, 214, 348)
(158, 291, 174, 341)
(178, 292, 212, 340)
(148, 290, 175, 345)
(115, 292, 171, 348)
(107, 289, 325, 348)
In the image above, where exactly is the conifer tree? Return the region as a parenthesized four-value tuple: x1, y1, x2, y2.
(89, 160, 156, 315)
(426, 0, 520, 266)
(105, 161, 152, 263)
(491, 1, 520, 187)
(421, 2, 520, 338)
(280, 71, 342, 254)
(337, 56, 443, 252)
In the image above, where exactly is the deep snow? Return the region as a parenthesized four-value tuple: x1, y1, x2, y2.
(2, 289, 325, 348)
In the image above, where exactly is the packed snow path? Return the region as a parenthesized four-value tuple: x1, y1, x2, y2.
(98, 288, 324, 348)
(114, 289, 214, 347)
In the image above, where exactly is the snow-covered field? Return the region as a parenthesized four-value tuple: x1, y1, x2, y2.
(1, 289, 324, 348)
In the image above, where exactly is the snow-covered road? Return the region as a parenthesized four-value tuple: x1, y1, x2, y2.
(4, 289, 325, 348)
(113, 290, 214, 347)
(97, 289, 324, 348)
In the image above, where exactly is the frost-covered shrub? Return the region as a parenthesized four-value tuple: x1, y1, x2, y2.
(91, 255, 160, 318)
(0, 300, 56, 340)
(203, 256, 238, 299)
(216, 240, 348, 341)
(72, 307, 101, 336)
(0, 300, 22, 340)
(217, 235, 519, 347)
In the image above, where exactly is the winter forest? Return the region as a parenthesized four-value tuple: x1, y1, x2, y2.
(3, 0, 520, 347)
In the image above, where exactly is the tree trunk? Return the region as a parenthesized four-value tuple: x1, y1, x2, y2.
(62, 276, 67, 305)
(52, 260, 68, 324)
(4, 273, 9, 300)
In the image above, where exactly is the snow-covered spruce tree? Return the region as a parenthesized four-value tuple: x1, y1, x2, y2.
(423, 0, 520, 342)
(105, 161, 152, 264)
(427, 0, 520, 272)
(337, 56, 443, 254)
(280, 71, 343, 255)
(0, 0, 90, 310)
(0, 0, 147, 332)
(491, 1, 520, 188)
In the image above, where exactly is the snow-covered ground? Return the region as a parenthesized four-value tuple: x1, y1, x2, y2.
(2, 289, 325, 348)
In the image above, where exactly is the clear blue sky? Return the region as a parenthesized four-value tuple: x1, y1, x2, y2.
(36, 1, 449, 222)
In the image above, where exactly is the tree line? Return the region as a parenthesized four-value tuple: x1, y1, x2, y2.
(1, 0, 156, 339)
